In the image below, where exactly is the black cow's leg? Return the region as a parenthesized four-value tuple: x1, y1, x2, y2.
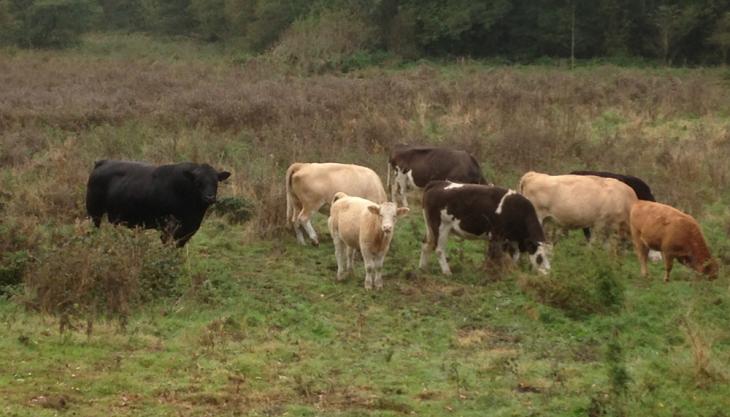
(173, 218, 201, 247)
(582, 227, 591, 241)
(85, 196, 105, 228)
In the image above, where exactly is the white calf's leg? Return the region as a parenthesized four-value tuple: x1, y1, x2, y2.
(436, 224, 452, 275)
(362, 252, 375, 290)
(333, 237, 347, 281)
(373, 254, 385, 290)
(346, 247, 355, 272)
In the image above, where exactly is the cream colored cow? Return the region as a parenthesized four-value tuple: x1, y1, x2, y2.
(327, 192, 408, 290)
(519, 171, 638, 241)
(286, 162, 387, 246)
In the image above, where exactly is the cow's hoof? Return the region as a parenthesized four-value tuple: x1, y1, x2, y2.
(311, 240, 320, 247)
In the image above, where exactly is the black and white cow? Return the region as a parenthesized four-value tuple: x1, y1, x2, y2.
(570, 170, 655, 241)
(419, 181, 550, 275)
(388, 145, 487, 208)
(86, 160, 231, 247)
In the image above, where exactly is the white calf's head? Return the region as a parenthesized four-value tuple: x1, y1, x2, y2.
(368, 202, 409, 235)
(528, 242, 551, 275)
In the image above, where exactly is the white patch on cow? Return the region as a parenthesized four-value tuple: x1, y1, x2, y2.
(406, 170, 416, 188)
(440, 209, 486, 240)
(444, 182, 464, 190)
(528, 242, 551, 274)
(648, 250, 663, 262)
(495, 189, 516, 215)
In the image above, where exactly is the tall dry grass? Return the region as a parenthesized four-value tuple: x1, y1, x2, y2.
(1, 52, 729, 238)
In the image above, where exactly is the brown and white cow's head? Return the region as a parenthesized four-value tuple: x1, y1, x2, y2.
(368, 202, 409, 235)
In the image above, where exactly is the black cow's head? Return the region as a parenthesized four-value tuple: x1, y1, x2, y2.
(184, 164, 231, 204)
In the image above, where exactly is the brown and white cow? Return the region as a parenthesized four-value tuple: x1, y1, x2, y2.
(630, 201, 719, 282)
(388, 145, 487, 208)
(519, 171, 638, 242)
(328, 192, 409, 290)
(419, 181, 550, 275)
(286, 163, 387, 246)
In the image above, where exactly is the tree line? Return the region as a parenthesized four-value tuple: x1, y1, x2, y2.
(1, 0, 730, 65)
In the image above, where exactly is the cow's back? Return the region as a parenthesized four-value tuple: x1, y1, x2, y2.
(521, 172, 637, 229)
(631, 201, 700, 249)
(293, 163, 386, 205)
(571, 170, 655, 201)
(393, 148, 483, 187)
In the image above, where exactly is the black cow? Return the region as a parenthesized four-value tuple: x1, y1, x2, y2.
(570, 170, 655, 240)
(86, 160, 231, 247)
(418, 181, 550, 275)
(388, 145, 487, 208)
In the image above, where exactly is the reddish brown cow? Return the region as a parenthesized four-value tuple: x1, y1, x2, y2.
(630, 201, 719, 282)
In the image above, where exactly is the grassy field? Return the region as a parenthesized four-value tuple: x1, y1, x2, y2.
(1, 34, 730, 416)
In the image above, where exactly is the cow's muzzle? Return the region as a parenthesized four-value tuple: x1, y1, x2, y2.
(204, 195, 217, 204)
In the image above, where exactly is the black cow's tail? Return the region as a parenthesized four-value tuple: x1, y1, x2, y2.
(285, 163, 304, 225)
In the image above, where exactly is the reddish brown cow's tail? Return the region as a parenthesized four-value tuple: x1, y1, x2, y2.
(285, 163, 304, 224)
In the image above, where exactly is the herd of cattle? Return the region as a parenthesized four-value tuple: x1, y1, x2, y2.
(85, 145, 720, 290)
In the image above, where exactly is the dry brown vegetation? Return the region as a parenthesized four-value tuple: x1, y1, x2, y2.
(2, 52, 730, 262)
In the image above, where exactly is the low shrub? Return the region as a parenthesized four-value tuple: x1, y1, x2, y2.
(22, 222, 182, 334)
(209, 196, 254, 224)
(0, 219, 39, 293)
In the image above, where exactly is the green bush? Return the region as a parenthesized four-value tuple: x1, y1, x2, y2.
(518, 237, 626, 318)
(0, 220, 37, 294)
(4, 0, 98, 48)
(268, 7, 377, 74)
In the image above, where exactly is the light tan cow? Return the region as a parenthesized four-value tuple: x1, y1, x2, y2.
(630, 201, 718, 282)
(286, 162, 387, 246)
(519, 171, 638, 241)
(327, 192, 408, 290)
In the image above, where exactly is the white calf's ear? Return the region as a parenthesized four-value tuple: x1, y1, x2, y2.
(396, 207, 410, 217)
(368, 205, 380, 215)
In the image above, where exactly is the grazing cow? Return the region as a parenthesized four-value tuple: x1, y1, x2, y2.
(328, 192, 409, 290)
(388, 145, 487, 208)
(86, 160, 231, 247)
(630, 201, 718, 282)
(286, 162, 387, 246)
(419, 181, 550, 275)
(571, 170, 656, 241)
(519, 171, 638, 242)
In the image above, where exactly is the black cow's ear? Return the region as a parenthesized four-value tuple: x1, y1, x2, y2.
(183, 169, 196, 182)
(218, 171, 231, 181)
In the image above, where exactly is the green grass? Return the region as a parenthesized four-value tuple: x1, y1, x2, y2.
(2, 212, 728, 417)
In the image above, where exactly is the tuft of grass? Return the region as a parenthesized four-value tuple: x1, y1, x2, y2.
(518, 237, 626, 318)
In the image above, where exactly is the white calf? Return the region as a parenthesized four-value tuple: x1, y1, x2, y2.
(328, 192, 409, 290)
